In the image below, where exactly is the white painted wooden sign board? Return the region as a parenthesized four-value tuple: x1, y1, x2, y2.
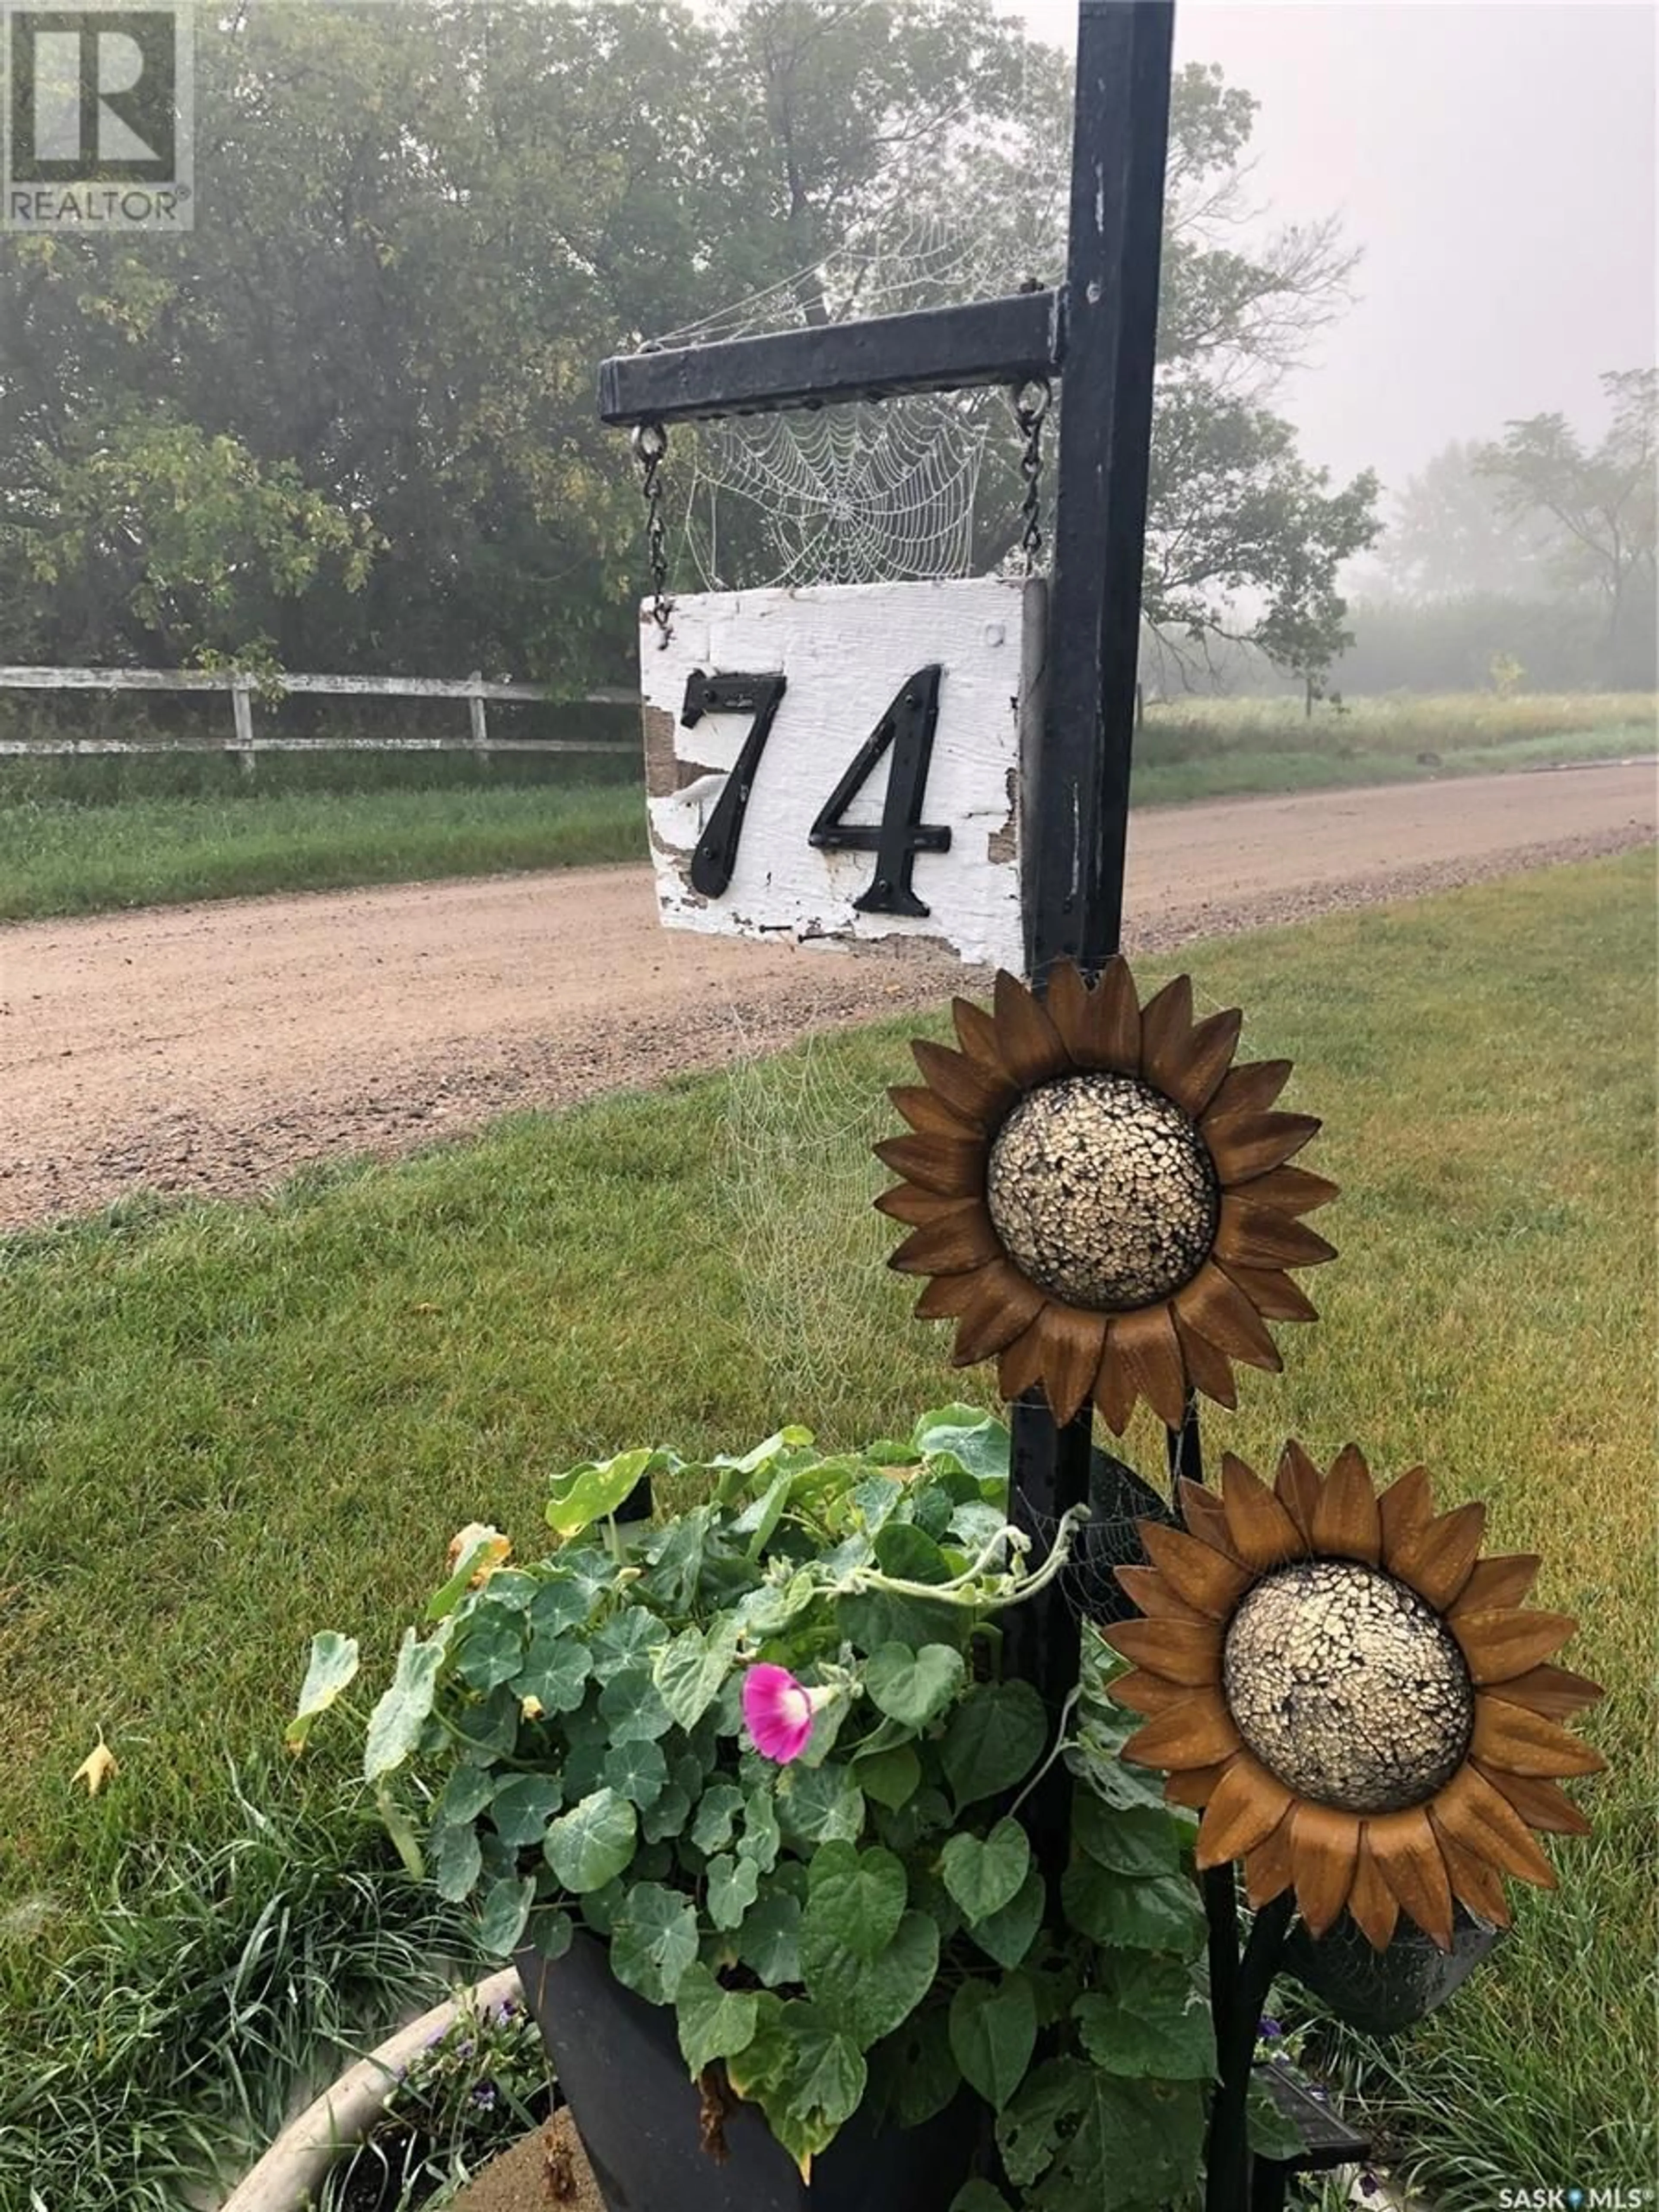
(642, 578, 1038, 971)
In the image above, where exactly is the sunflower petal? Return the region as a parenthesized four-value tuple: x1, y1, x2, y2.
(890, 1205, 1001, 1276)
(1093, 1341, 1135, 1433)
(1104, 1303, 1189, 1430)
(1484, 1663, 1603, 1721)
(1160, 1007, 1245, 1118)
(1138, 975, 1195, 1097)
(1214, 1197, 1337, 1271)
(1474, 1765, 1592, 1837)
(1218, 1453, 1303, 1570)
(993, 969, 1070, 1088)
(1106, 1617, 1223, 1687)
(910, 1036, 1017, 1128)
(1138, 1520, 1253, 1617)
(1233, 1163, 1340, 1217)
(1377, 1465, 1434, 1566)
(1274, 1441, 1324, 1541)
(1041, 960, 1093, 1066)
(1449, 1554, 1542, 1617)
(888, 1083, 981, 1140)
(1219, 1265, 1318, 1324)
(1452, 1610, 1578, 1685)
(1309, 1443, 1382, 1564)
(1366, 1807, 1454, 1948)
(1243, 1808, 1297, 1906)
(1040, 1305, 1109, 1425)
(1173, 1263, 1283, 1373)
(874, 1182, 969, 1228)
(952, 996, 1006, 1070)
(1075, 957, 1141, 1072)
(1176, 1478, 1243, 1560)
(873, 1133, 982, 1198)
(1435, 1827, 1513, 1928)
(1122, 1690, 1241, 1771)
(1393, 1501, 1487, 1608)
(952, 1263, 1047, 1365)
(1471, 1700, 1605, 1779)
(1430, 1765, 1557, 1889)
(1194, 1753, 1293, 1865)
(1290, 1802, 1362, 1938)
(1107, 1668, 1192, 1717)
(1166, 1761, 1231, 1811)
(1204, 1059, 1292, 1121)
(1172, 1311, 1240, 1410)
(1344, 1833, 1400, 1950)
(1114, 1563, 1212, 1625)
(996, 1316, 1047, 1402)
(1202, 1110, 1321, 1182)
(915, 1274, 979, 1320)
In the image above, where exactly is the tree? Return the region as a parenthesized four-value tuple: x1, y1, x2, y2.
(0, 5, 1380, 695)
(1475, 369, 1657, 684)
(1372, 440, 1562, 603)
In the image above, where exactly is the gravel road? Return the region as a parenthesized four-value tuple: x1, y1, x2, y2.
(3, 763, 1652, 1229)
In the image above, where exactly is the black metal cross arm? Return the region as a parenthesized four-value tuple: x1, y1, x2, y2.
(597, 286, 1064, 428)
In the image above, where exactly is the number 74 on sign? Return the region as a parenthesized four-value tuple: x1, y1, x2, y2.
(641, 577, 1039, 972)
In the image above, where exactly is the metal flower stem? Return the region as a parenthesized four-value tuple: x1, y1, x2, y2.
(1205, 1882, 1297, 2212)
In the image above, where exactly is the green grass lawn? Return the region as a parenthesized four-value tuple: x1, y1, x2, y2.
(0, 692, 1650, 921)
(0, 852, 1652, 2198)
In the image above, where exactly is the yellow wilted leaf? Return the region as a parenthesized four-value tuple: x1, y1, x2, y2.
(72, 1735, 118, 1797)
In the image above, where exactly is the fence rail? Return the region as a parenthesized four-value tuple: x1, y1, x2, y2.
(0, 666, 639, 762)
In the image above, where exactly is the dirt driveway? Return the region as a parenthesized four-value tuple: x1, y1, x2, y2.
(2, 763, 1652, 1229)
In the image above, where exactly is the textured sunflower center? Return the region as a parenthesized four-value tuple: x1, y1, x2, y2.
(1223, 1560, 1473, 1814)
(984, 1073, 1219, 1310)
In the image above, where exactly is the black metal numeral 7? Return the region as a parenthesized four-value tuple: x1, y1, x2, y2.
(683, 669, 788, 898)
(810, 664, 950, 916)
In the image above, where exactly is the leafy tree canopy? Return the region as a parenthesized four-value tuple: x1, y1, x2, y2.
(0, 1, 1379, 691)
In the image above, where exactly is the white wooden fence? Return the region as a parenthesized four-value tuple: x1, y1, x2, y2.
(0, 665, 638, 769)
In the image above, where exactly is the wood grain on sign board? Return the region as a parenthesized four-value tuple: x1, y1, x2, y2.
(641, 578, 1035, 970)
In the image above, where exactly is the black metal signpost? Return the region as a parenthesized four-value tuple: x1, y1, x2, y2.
(599, 4, 1366, 2202)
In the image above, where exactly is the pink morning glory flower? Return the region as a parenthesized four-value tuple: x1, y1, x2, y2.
(741, 1664, 830, 1764)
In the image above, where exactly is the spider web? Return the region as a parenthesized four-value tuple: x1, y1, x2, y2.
(647, 219, 1043, 589)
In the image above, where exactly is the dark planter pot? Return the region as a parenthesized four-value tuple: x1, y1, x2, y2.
(515, 1932, 982, 2212)
(1283, 1905, 1502, 2035)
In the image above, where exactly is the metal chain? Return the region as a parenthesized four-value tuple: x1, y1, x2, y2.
(632, 420, 672, 646)
(1008, 376, 1051, 574)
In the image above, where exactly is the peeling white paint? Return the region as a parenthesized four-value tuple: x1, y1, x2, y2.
(641, 578, 1027, 969)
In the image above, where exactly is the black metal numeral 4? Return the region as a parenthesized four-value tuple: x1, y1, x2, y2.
(808, 664, 951, 916)
(683, 669, 788, 899)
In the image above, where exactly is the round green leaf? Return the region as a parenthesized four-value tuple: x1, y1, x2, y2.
(707, 1851, 761, 1930)
(735, 1891, 802, 1988)
(604, 1738, 668, 1809)
(475, 1872, 535, 1956)
(431, 1820, 482, 1903)
(543, 1787, 637, 1894)
(941, 1818, 1030, 1925)
(611, 1881, 699, 2006)
(864, 1642, 966, 1730)
(489, 1773, 563, 1848)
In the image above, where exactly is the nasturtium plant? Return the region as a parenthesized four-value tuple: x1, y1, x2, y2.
(295, 1408, 1214, 2202)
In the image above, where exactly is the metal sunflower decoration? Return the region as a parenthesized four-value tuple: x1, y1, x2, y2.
(874, 958, 1337, 1429)
(1104, 1443, 1604, 1948)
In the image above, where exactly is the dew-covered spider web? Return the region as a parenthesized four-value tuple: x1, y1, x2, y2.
(646, 219, 1048, 589)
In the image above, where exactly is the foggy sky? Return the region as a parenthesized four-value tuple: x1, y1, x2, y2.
(1011, 1, 1658, 494)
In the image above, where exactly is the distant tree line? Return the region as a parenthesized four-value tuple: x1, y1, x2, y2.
(1340, 373, 1657, 694)
(0, 0, 1378, 696)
